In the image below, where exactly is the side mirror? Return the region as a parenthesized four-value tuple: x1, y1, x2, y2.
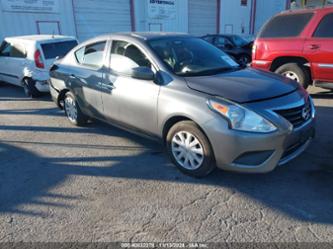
(131, 66, 154, 81)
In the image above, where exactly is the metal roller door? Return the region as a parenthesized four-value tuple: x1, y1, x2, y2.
(73, 0, 132, 41)
(188, 0, 218, 36)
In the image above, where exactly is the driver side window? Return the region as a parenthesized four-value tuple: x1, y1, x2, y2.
(110, 40, 151, 74)
(214, 37, 232, 48)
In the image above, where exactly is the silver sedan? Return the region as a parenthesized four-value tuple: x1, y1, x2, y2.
(49, 33, 315, 177)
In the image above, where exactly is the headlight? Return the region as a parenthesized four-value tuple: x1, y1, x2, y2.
(208, 99, 277, 133)
(309, 96, 316, 119)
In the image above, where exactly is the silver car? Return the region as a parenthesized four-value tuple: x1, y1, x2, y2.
(49, 33, 315, 177)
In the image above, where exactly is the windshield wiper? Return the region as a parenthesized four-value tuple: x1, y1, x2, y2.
(179, 66, 240, 77)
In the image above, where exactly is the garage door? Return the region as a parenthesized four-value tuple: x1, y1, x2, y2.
(73, 0, 132, 41)
(188, 0, 218, 36)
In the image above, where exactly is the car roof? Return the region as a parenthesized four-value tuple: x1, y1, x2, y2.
(280, 5, 333, 15)
(91, 32, 192, 42)
(5, 35, 76, 43)
(203, 34, 237, 37)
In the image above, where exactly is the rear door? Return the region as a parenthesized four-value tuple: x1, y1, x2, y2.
(304, 13, 333, 81)
(40, 40, 78, 69)
(0, 41, 26, 85)
(70, 40, 107, 118)
(0, 41, 10, 82)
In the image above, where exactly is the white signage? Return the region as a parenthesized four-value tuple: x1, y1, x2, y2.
(1, 0, 59, 13)
(148, 0, 176, 20)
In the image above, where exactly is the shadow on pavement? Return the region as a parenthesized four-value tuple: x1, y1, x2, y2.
(0, 85, 332, 224)
(0, 82, 51, 102)
(310, 90, 333, 99)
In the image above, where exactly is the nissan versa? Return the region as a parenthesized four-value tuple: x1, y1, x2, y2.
(49, 33, 315, 177)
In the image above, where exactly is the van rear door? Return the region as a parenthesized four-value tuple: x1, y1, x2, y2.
(40, 40, 78, 69)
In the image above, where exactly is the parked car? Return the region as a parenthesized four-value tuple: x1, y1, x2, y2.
(49, 33, 315, 177)
(0, 35, 78, 97)
(202, 34, 253, 66)
(252, 6, 333, 90)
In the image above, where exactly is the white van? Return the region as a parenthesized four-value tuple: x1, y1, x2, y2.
(0, 35, 78, 97)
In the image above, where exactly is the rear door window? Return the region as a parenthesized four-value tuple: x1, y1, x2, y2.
(41, 40, 78, 59)
(10, 43, 26, 58)
(0, 41, 12, 57)
(313, 13, 333, 38)
(259, 13, 314, 38)
(0, 41, 26, 58)
(75, 41, 106, 68)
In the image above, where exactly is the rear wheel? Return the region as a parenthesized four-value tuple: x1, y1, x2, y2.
(275, 63, 311, 89)
(166, 121, 216, 178)
(64, 92, 88, 126)
(22, 78, 41, 98)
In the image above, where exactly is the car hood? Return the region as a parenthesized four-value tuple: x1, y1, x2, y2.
(185, 68, 299, 103)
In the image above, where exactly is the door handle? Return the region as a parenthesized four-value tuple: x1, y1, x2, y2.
(98, 82, 115, 90)
(309, 44, 320, 50)
(69, 74, 77, 79)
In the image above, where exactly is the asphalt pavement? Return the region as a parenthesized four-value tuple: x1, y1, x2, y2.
(0, 83, 332, 242)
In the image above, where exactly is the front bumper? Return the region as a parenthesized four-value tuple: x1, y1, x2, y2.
(204, 117, 315, 173)
(251, 60, 272, 71)
(49, 82, 61, 107)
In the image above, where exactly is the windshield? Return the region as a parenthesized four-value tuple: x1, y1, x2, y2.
(148, 37, 239, 77)
(41, 40, 78, 59)
(230, 35, 248, 47)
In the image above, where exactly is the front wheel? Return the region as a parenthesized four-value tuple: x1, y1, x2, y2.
(64, 92, 88, 126)
(275, 63, 311, 89)
(166, 121, 216, 178)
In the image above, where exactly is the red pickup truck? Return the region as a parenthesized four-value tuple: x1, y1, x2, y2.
(252, 6, 333, 90)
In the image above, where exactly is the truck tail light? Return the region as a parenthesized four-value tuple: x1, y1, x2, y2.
(34, 49, 45, 69)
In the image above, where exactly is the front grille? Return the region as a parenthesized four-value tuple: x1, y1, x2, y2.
(274, 100, 311, 128)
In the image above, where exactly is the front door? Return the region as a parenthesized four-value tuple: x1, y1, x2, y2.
(101, 40, 160, 134)
(304, 13, 333, 82)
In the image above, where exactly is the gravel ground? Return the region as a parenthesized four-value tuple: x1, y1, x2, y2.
(0, 83, 332, 242)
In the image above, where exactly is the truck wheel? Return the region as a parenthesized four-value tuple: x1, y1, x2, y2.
(166, 121, 216, 178)
(275, 63, 311, 89)
(64, 92, 88, 126)
(23, 78, 41, 98)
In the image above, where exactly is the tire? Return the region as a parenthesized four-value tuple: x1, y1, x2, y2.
(275, 63, 311, 89)
(237, 54, 251, 66)
(22, 78, 41, 98)
(63, 92, 88, 126)
(166, 121, 216, 178)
